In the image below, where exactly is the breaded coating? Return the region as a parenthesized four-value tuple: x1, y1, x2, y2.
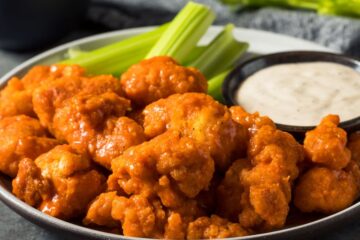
(83, 191, 120, 228)
(12, 158, 52, 207)
(216, 125, 302, 231)
(110, 130, 214, 208)
(33, 72, 123, 132)
(304, 115, 350, 170)
(0, 65, 84, 119)
(120, 56, 207, 106)
(0, 115, 59, 177)
(142, 93, 247, 170)
(294, 165, 360, 214)
(0, 77, 36, 119)
(216, 159, 251, 221)
(53, 92, 145, 169)
(239, 126, 303, 230)
(164, 199, 206, 239)
(229, 106, 275, 137)
(248, 126, 304, 181)
(12, 145, 105, 219)
(164, 212, 186, 239)
(111, 194, 167, 238)
(348, 132, 360, 166)
(187, 215, 248, 239)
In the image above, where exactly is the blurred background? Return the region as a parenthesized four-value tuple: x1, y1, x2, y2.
(0, 0, 360, 76)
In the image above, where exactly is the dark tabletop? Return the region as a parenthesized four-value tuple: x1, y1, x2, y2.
(1, 0, 360, 239)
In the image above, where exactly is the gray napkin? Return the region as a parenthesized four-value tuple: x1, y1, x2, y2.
(89, 0, 360, 56)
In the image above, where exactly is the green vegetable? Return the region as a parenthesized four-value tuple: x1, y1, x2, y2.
(60, 1, 250, 101)
(221, 0, 295, 7)
(146, 1, 215, 64)
(220, 0, 360, 18)
(207, 70, 231, 102)
(188, 24, 249, 79)
(318, 0, 360, 17)
(60, 24, 168, 75)
(288, 0, 319, 9)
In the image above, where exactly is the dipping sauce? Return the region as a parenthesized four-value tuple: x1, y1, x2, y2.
(236, 62, 360, 126)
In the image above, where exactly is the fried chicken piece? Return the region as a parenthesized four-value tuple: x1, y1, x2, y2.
(248, 126, 304, 181)
(33, 72, 123, 132)
(53, 92, 145, 169)
(142, 93, 247, 170)
(304, 115, 350, 170)
(229, 106, 275, 137)
(110, 130, 214, 208)
(83, 191, 120, 228)
(120, 56, 207, 107)
(12, 158, 52, 207)
(239, 126, 303, 230)
(0, 77, 36, 119)
(216, 159, 251, 221)
(111, 194, 167, 238)
(164, 213, 186, 239)
(0, 65, 84, 119)
(294, 165, 360, 214)
(216, 125, 302, 231)
(348, 132, 360, 166)
(12, 145, 105, 219)
(187, 215, 248, 239)
(0, 115, 59, 177)
(164, 199, 205, 239)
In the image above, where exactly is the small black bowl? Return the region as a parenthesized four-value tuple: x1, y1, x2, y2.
(222, 51, 360, 137)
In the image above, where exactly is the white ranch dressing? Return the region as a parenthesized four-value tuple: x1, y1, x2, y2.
(236, 62, 360, 126)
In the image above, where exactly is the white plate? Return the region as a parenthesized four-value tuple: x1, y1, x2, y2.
(0, 26, 333, 82)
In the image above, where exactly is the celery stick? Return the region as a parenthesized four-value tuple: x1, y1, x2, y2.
(221, 0, 320, 9)
(221, 0, 293, 7)
(60, 24, 168, 74)
(182, 46, 207, 66)
(146, 2, 215, 64)
(318, 0, 360, 17)
(189, 24, 249, 79)
(208, 70, 231, 102)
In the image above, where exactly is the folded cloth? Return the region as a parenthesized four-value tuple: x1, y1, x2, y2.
(89, 0, 360, 57)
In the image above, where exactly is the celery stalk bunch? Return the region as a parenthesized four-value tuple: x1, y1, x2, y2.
(60, 1, 249, 101)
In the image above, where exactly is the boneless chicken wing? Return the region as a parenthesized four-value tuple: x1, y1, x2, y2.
(33, 72, 123, 132)
(229, 106, 275, 137)
(111, 194, 167, 238)
(294, 115, 360, 214)
(52, 92, 145, 169)
(120, 56, 207, 107)
(109, 130, 214, 209)
(142, 93, 247, 170)
(304, 115, 350, 169)
(12, 145, 105, 219)
(239, 126, 303, 230)
(216, 159, 251, 221)
(0, 115, 59, 177)
(83, 191, 120, 228)
(0, 65, 84, 119)
(216, 125, 303, 231)
(294, 165, 360, 214)
(0, 77, 35, 119)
